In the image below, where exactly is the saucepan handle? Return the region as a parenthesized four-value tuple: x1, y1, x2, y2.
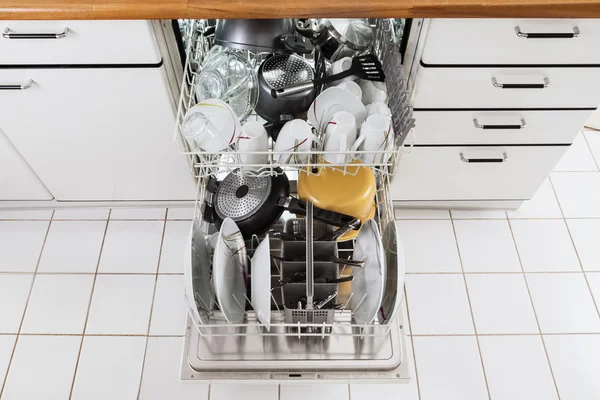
(284, 197, 358, 228)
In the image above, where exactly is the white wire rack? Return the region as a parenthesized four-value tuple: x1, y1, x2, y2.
(174, 19, 416, 179)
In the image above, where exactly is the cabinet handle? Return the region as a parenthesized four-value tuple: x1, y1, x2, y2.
(3, 27, 69, 39)
(492, 77, 549, 89)
(515, 26, 580, 39)
(0, 79, 33, 90)
(473, 118, 526, 130)
(460, 152, 508, 163)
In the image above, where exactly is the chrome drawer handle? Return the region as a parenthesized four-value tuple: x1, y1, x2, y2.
(460, 152, 508, 163)
(492, 77, 549, 89)
(473, 118, 526, 130)
(0, 79, 33, 90)
(515, 26, 580, 39)
(3, 27, 69, 39)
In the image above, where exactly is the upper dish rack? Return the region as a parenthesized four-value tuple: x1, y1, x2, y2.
(174, 19, 415, 179)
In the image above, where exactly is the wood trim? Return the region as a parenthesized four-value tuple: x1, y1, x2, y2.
(1, 0, 600, 19)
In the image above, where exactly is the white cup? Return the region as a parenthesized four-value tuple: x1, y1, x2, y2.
(365, 102, 392, 117)
(337, 81, 362, 101)
(326, 57, 357, 85)
(351, 114, 394, 165)
(323, 111, 358, 164)
(236, 121, 268, 166)
(273, 119, 322, 164)
(359, 80, 388, 105)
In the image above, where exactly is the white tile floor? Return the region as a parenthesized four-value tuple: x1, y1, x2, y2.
(0, 131, 600, 399)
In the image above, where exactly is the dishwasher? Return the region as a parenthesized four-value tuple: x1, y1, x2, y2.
(173, 18, 415, 383)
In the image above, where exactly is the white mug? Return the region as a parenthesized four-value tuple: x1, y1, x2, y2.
(351, 114, 394, 165)
(323, 111, 357, 164)
(273, 119, 322, 164)
(326, 57, 357, 85)
(236, 121, 268, 166)
(359, 80, 388, 105)
(337, 81, 363, 101)
(365, 102, 391, 117)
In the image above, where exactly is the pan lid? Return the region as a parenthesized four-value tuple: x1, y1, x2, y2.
(214, 171, 272, 221)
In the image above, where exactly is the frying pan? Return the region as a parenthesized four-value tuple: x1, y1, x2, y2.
(211, 169, 357, 239)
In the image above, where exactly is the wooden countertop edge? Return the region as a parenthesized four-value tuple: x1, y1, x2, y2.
(1, 1, 600, 19)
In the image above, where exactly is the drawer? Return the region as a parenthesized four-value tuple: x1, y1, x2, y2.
(390, 146, 567, 201)
(0, 20, 161, 65)
(413, 66, 600, 109)
(422, 19, 600, 66)
(413, 110, 591, 145)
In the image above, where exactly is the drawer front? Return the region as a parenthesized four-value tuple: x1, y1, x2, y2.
(0, 20, 161, 65)
(413, 110, 591, 145)
(390, 146, 567, 201)
(423, 19, 600, 65)
(413, 66, 600, 109)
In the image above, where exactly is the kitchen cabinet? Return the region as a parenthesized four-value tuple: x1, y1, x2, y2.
(0, 128, 53, 201)
(0, 67, 195, 201)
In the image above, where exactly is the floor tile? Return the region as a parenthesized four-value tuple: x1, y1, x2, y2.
(139, 337, 209, 400)
(149, 275, 186, 336)
(212, 383, 278, 400)
(37, 221, 106, 273)
(280, 384, 348, 400)
(2, 335, 80, 400)
(527, 273, 600, 333)
(507, 179, 562, 219)
(554, 133, 597, 172)
(511, 220, 581, 272)
(586, 273, 600, 307)
(110, 208, 166, 220)
(551, 172, 600, 218)
(0, 274, 33, 333)
(0, 335, 16, 386)
(53, 208, 110, 220)
(544, 334, 600, 400)
(406, 274, 474, 334)
(0, 221, 49, 272)
(413, 336, 488, 400)
(396, 220, 462, 273)
(454, 220, 521, 273)
(98, 221, 164, 273)
(21, 274, 94, 334)
(86, 275, 155, 335)
(394, 208, 450, 220)
(567, 219, 600, 271)
(167, 205, 195, 220)
(466, 274, 538, 334)
(158, 221, 190, 274)
(584, 129, 600, 165)
(0, 209, 53, 220)
(479, 336, 558, 400)
(451, 209, 507, 219)
(72, 336, 146, 400)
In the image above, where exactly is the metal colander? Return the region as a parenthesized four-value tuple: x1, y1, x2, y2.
(262, 55, 315, 88)
(214, 172, 272, 221)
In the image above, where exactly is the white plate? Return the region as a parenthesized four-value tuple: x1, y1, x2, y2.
(377, 220, 405, 324)
(187, 98, 242, 151)
(213, 218, 248, 324)
(184, 220, 213, 325)
(307, 87, 367, 132)
(351, 219, 386, 324)
(250, 234, 272, 331)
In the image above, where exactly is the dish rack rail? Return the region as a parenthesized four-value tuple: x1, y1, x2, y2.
(185, 171, 403, 339)
(174, 19, 415, 179)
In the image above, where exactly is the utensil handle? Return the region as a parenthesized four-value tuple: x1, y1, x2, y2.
(285, 198, 357, 228)
(271, 81, 315, 98)
(305, 201, 314, 309)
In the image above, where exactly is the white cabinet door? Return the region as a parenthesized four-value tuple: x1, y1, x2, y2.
(0, 67, 195, 201)
(0, 128, 53, 201)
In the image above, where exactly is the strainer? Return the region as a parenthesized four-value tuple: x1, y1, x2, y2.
(255, 54, 316, 122)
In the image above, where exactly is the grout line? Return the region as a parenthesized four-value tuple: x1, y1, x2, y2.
(347, 383, 351, 400)
(208, 383, 212, 400)
(449, 216, 492, 400)
(402, 285, 422, 400)
(506, 216, 562, 400)
(136, 213, 168, 400)
(581, 131, 600, 172)
(0, 212, 54, 398)
(277, 384, 280, 400)
(67, 210, 111, 400)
